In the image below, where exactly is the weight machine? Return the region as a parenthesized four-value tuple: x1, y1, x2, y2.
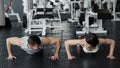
(112, 0, 120, 21)
(67, 0, 108, 35)
(102, 0, 120, 21)
(22, 0, 62, 36)
(5, 0, 22, 23)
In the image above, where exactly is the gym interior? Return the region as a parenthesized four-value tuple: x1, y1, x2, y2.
(0, 0, 120, 68)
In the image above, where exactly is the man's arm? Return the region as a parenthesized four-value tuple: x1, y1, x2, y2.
(99, 38, 116, 59)
(43, 37, 61, 60)
(6, 37, 21, 61)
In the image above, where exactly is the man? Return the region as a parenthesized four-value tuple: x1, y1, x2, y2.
(6, 35, 61, 61)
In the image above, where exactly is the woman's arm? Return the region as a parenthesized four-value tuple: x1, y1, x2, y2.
(65, 39, 82, 60)
(99, 38, 116, 59)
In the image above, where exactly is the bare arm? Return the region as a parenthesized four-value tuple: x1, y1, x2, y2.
(43, 37, 61, 60)
(6, 37, 22, 61)
(65, 39, 82, 60)
(49, 37, 61, 57)
(99, 38, 116, 59)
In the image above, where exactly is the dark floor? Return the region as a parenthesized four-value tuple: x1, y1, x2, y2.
(0, 20, 120, 68)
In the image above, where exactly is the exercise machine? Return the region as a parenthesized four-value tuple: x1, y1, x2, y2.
(68, 0, 108, 35)
(102, 0, 120, 21)
(22, 0, 62, 36)
(64, 0, 107, 35)
(5, 0, 22, 23)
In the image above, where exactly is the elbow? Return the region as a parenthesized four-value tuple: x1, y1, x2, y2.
(56, 38, 61, 45)
(65, 41, 69, 47)
(55, 38, 61, 47)
(110, 39, 115, 46)
(6, 38, 12, 45)
(65, 41, 67, 45)
(57, 38, 61, 44)
(112, 40, 115, 45)
(6, 38, 10, 43)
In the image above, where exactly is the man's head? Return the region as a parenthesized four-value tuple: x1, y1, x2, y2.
(28, 35, 41, 50)
(85, 33, 99, 48)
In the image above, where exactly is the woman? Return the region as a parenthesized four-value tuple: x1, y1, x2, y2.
(65, 33, 116, 60)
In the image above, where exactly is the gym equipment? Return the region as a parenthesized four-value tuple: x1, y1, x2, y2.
(23, 0, 62, 36)
(5, 0, 22, 23)
(5, 17, 11, 28)
(67, 0, 108, 35)
(23, 14, 27, 28)
(0, 0, 11, 28)
(112, 0, 120, 21)
(102, 0, 120, 21)
(5, 0, 12, 12)
(65, 0, 82, 19)
(97, 9, 114, 20)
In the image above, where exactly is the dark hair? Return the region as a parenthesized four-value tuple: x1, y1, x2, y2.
(85, 33, 99, 47)
(28, 35, 41, 46)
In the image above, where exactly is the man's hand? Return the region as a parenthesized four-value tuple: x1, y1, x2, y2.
(6, 56, 16, 61)
(107, 55, 116, 60)
(68, 55, 76, 60)
(49, 55, 59, 61)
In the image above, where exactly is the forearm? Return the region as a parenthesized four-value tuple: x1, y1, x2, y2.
(109, 40, 115, 56)
(6, 39, 13, 56)
(54, 39, 61, 56)
(65, 41, 72, 57)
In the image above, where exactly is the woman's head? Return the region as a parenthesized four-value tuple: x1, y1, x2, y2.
(28, 35, 41, 50)
(85, 33, 99, 47)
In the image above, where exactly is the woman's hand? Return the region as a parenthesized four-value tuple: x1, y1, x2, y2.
(107, 55, 116, 60)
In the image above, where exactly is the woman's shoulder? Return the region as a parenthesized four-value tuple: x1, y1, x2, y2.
(98, 38, 109, 44)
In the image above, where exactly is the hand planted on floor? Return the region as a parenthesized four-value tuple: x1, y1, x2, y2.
(49, 55, 59, 61)
(107, 55, 116, 60)
(6, 55, 16, 61)
(68, 55, 76, 60)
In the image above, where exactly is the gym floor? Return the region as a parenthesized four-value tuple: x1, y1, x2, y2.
(0, 20, 120, 68)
